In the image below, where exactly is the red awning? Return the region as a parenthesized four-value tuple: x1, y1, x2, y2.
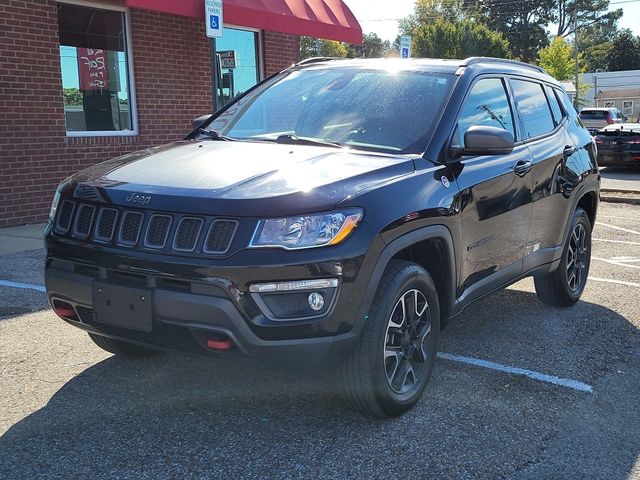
(125, 0, 362, 44)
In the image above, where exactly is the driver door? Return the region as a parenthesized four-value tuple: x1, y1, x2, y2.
(451, 77, 534, 300)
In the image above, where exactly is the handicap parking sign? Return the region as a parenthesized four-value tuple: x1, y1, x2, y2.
(205, 0, 223, 38)
(401, 47, 409, 58)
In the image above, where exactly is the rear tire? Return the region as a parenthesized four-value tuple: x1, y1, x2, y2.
(534, 207, 591, 307)
(88, 332, 159, 358)
(339, 260, 440, 419)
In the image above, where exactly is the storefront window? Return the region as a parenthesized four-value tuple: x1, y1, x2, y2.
(57, 3, 134, 135)
(215, 28, 260, 108)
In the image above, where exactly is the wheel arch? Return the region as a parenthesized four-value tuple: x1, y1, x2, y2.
(356, 225, 457, 329)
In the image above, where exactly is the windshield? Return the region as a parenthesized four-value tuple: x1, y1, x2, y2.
(207, 67, 455, 154)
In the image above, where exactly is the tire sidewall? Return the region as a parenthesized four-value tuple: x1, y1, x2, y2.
(368, 264, 440, 416)
(559, 208, 592, 302)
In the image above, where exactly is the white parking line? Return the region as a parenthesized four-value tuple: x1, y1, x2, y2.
(0, 280, 45, 292)
(437, 352, 593, 393)
(592, 256, 640, 269)
(593, 238, 640, 246)
(589, 277, 640, 288)
(595, 222, 640, 236)
(597, 215, 640, 221)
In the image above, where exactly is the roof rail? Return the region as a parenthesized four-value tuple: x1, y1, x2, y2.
(295, 57, 342, 66)
(461, 57, 547, 74)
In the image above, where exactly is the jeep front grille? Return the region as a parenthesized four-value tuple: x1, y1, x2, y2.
(54, 200, 238, 256)
(118, 211, 144, 246)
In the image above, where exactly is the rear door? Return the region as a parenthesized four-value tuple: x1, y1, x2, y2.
(452, 77, 534, 299)
(512, 80, 583, 269)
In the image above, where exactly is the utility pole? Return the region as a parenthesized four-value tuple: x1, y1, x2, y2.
(574, 3, 580, 108)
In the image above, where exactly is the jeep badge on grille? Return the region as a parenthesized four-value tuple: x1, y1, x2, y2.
(125, 193, 152, 205)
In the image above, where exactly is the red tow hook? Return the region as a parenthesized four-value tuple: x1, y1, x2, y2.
(207, 337, 234, 350)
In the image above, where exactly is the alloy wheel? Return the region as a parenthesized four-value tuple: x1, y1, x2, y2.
(384, 289, 432, 395)
(566, 223, 588, 293)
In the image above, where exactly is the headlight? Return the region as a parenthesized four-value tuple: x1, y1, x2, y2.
(249, 210, 362, 250)
(48, 188, 62, 222)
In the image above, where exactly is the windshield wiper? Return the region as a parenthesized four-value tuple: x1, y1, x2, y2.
(275, 134, 343, 148)
(196, 128, 236, 141)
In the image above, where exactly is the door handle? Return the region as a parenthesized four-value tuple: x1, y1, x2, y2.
(513, 160, 532, 177)
(563, 145, 577, 156)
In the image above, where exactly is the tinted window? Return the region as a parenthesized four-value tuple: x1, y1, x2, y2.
(580, 110, 608, 119)
(456, 78, 515, 146)
(511, 80, 555, 138)
(211, 68, 455, 153)
(545, 86, 564, 126)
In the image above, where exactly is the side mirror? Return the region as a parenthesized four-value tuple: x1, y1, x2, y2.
(459, 125, 515, 156)
(192, 114, 212, 129)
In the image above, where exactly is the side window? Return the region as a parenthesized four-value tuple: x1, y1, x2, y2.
(544, 85, 564, 126)
(457, 78, 515, 147)
(510, 80, 555, 139)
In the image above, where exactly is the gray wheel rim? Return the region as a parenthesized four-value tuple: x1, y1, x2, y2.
(567, 222, 588, 293)
(384, 289, 431, 395)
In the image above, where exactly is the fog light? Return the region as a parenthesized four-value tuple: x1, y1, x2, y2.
(308, 292, 325, 311)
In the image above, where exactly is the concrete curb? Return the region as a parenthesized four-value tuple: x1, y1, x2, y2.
(600, 195, 640, 205)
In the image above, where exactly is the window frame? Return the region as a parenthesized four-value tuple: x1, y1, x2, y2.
(58, 0, 139, 138)
(622, 100, 633, 116)
(507, 77, 559, 142)
(450, 75, 521, 152)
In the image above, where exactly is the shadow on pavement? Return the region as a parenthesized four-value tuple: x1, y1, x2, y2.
(0, 289, 638, 479)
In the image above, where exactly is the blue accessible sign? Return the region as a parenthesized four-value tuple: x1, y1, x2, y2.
(205, 0, 223, 38)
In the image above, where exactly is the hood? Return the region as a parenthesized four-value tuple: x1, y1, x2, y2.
(69, 140, 415, 216)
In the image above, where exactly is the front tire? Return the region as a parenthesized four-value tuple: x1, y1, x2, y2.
(88, 332, 160, 358)
(534, 207, 592, 307)
(339, 260, 440, 418)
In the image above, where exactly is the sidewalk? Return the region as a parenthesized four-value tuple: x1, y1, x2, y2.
(0, 224, 45, 256)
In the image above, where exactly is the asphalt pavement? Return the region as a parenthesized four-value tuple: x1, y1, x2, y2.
(601, 167, 640, 193)
(0, 202, 639, 479)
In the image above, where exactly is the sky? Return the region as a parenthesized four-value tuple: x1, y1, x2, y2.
(345, 0, 640, 43)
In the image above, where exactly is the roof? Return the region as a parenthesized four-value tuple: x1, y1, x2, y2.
(559, 81, 576, 94)
(596, 88, 640, 99)
(292, 57, 560, 87)
(599, 123, 640, 132)
(124, 0, 362, 44)
(581, 107, 618, 112)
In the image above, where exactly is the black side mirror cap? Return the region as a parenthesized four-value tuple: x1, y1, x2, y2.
(192, 114, 213, 130)
(459, 125, 515, 156)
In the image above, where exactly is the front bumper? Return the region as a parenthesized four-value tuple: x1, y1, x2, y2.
(44, 227, 381, 369)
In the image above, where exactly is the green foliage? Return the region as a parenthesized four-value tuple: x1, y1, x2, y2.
(537, 37, 581, 80)
(299, 37, 348, 60)
(583, 42, 612, 72)
(470, 0, 555, 62)
(63, 88, 82, 106)
(412, 18, 510, 59)
(606, 31, 640, 71)
(347, 33, 391, 58)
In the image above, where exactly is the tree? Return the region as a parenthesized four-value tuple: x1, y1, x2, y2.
(607, 31, 640, 71)
(470, 0, 555, 62)
(537, 36, 579, 80)
(583, 42, 612, 72)
(347, 33, 389, 58)
(299, 37, 348, 60)
(556, 0, 622, 38)
(412, 18, 509, 59)
(63, 88, 82, 106)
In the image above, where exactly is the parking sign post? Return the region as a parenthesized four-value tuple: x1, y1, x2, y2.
(400, 35, 412, 59)
(205, 0, 223, 112)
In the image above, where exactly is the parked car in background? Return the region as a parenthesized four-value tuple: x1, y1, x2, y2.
(594, 123, 640, 169)
(579, 107, 627, 134)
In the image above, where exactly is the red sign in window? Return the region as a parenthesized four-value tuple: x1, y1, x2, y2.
(77, 48, 108, 91)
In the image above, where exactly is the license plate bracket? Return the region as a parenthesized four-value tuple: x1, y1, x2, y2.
(92, 282, 152, 332)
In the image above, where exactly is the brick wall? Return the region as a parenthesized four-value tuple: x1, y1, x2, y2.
(0, 1, 299, 228)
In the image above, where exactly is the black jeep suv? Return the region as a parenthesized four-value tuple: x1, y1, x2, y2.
(45, 57, 599, 418)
